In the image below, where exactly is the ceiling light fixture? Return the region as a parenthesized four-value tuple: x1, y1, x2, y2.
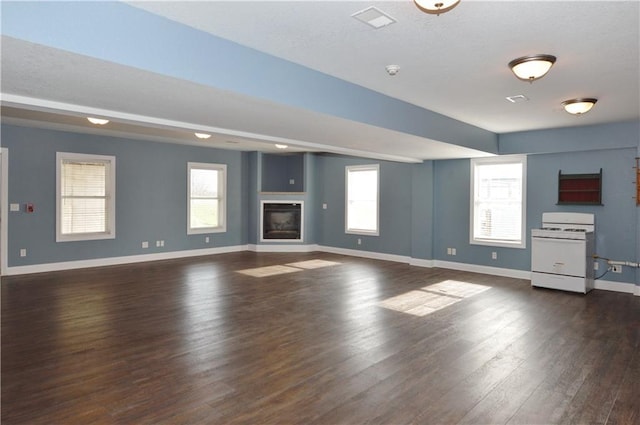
(414, 0, 460, 15)
(87, 117, 109, 125)
(385, 65, 400, 76)
(194, 132, 211, 139)
(562, 98, 597, 115)
(508, 54, 556, 82)
(275, 144, 288, 149)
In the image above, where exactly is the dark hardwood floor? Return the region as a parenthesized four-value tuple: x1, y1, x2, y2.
(2, 252, 639, 424)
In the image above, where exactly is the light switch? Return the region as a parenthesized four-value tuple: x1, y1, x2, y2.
(10, 203, 19, 212)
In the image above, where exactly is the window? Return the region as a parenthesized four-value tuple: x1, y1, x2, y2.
(470, 156, 526, 248)
(56, 152, 116, 242)
(345, 164, 379, 235)
(188, 162, 226, 234)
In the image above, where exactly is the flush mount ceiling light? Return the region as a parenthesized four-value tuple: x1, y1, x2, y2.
(508, 54, 556, 82)
(562, 98, 598, 115)
(414, 0, 460, 15)
(194, 132, 211, 139)
(87, 117, 109, 125)
(275, 144, 288, 149)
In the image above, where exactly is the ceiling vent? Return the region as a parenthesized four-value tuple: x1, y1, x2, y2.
(352, 6, 397, 29)
(505, 94, 529, 103)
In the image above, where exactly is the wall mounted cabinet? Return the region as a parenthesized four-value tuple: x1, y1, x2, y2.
(557, 169, 602, 205)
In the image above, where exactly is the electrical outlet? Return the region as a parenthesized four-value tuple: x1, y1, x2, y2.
(19, 248, 26, 257)
(205, 236, 210, 243)
(451, 248, 456, 256)
(156, 240, 161, 247)
(142, 241, 149, 248)
(357, 238, 362, 245)
(322, 203, 327, 210)
(612, 265, 622, 273)
(492, 252, 497, 260)
(447, 248, 452, 255)
(160, 240, 165, 247)
(289, 179, 295, 185)
(593, 262, 599, 270)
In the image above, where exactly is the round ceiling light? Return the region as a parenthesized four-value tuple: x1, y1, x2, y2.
(87, 117, 109, 125)
(508, 54, 556, 82)
(562, 98, 598, 115)
(275, 144, 288, 149)
(414, 0, 460, 15)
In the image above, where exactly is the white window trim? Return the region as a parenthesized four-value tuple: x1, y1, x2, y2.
(345, 164, 380, 236)
(187, 162, 227, 235)
(469, 155, 527, 249)
(56, 152, 116, 242)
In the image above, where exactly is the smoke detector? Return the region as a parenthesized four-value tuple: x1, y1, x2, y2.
(386, 65, 400, 76)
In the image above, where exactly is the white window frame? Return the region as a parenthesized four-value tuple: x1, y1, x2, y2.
(56, 152, 116, 242)
(187, 162, 227, 235)
(345, 164, 380, 236)
(470, 155, 527, 249)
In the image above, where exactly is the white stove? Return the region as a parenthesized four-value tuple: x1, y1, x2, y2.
(531, 212, 595, 293)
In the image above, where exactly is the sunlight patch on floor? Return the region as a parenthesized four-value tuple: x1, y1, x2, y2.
(379, 280, 491, 317)
(237, 265, 301, 277)
(237, 259, 341, 277)
(286, 259, 341, 269)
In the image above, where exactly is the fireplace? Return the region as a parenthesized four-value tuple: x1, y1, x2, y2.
(261, 201, 303, 242)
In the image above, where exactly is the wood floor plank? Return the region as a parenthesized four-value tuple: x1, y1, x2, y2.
(2, 251, 638, 424)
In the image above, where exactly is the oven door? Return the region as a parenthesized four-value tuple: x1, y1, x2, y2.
(531, 237, 586, 277)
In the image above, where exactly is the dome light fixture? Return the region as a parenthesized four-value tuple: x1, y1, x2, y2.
(87, 117, 109, 125)
(414, 0, 460, 15)
(275, 144, 288, 149)
(508, 54, 556, 82)
(194, 132, 211, 139)
(562, 98, 598, 115)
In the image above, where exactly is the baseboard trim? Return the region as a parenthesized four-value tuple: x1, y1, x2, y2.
(3, 245, 248, 276)
(594, 279, 637, 294)
(433, 260, 532, 280)
(409, 258, 436, 268)
(4, 245, 638, 296)
(248, 244, 319, 253)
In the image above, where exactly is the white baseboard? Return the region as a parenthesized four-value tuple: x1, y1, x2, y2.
(433, 260, 532, 280)
(248, 244, 319, 253)
(3, 245, 248, 276)
(4, 245, 638, 296)
(317, 245, 411, 264)
(594, 279, 637, 294)
(409, 258, 436, 268)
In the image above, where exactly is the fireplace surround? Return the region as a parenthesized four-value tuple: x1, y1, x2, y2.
(260, 201, 304, 242)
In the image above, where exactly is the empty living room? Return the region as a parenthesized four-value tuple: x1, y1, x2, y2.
(1, 1, 639, 424)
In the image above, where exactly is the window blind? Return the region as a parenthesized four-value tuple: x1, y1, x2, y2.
(60, 160, 109, 235)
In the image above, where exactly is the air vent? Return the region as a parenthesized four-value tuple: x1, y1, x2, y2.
(506, 94, 529, 103)
(352, 6, 396, 29)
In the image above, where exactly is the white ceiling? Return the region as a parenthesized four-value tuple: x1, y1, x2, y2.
(2, 1, 639, 162)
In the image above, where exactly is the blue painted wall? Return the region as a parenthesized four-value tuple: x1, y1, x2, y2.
(261, 153, 304, 192)
(2, 120, 638, 289)
(314, 154, 413, 257)
(3, 125, 248, 266)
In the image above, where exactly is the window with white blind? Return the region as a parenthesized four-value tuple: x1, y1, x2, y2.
(188, 162, 226, 234)
(56, 152, 116, 242)
(470, 156, 526, 248)
(345, 164, 379, 236)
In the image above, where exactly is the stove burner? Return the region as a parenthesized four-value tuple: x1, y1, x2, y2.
(540, 227, 562, 231)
